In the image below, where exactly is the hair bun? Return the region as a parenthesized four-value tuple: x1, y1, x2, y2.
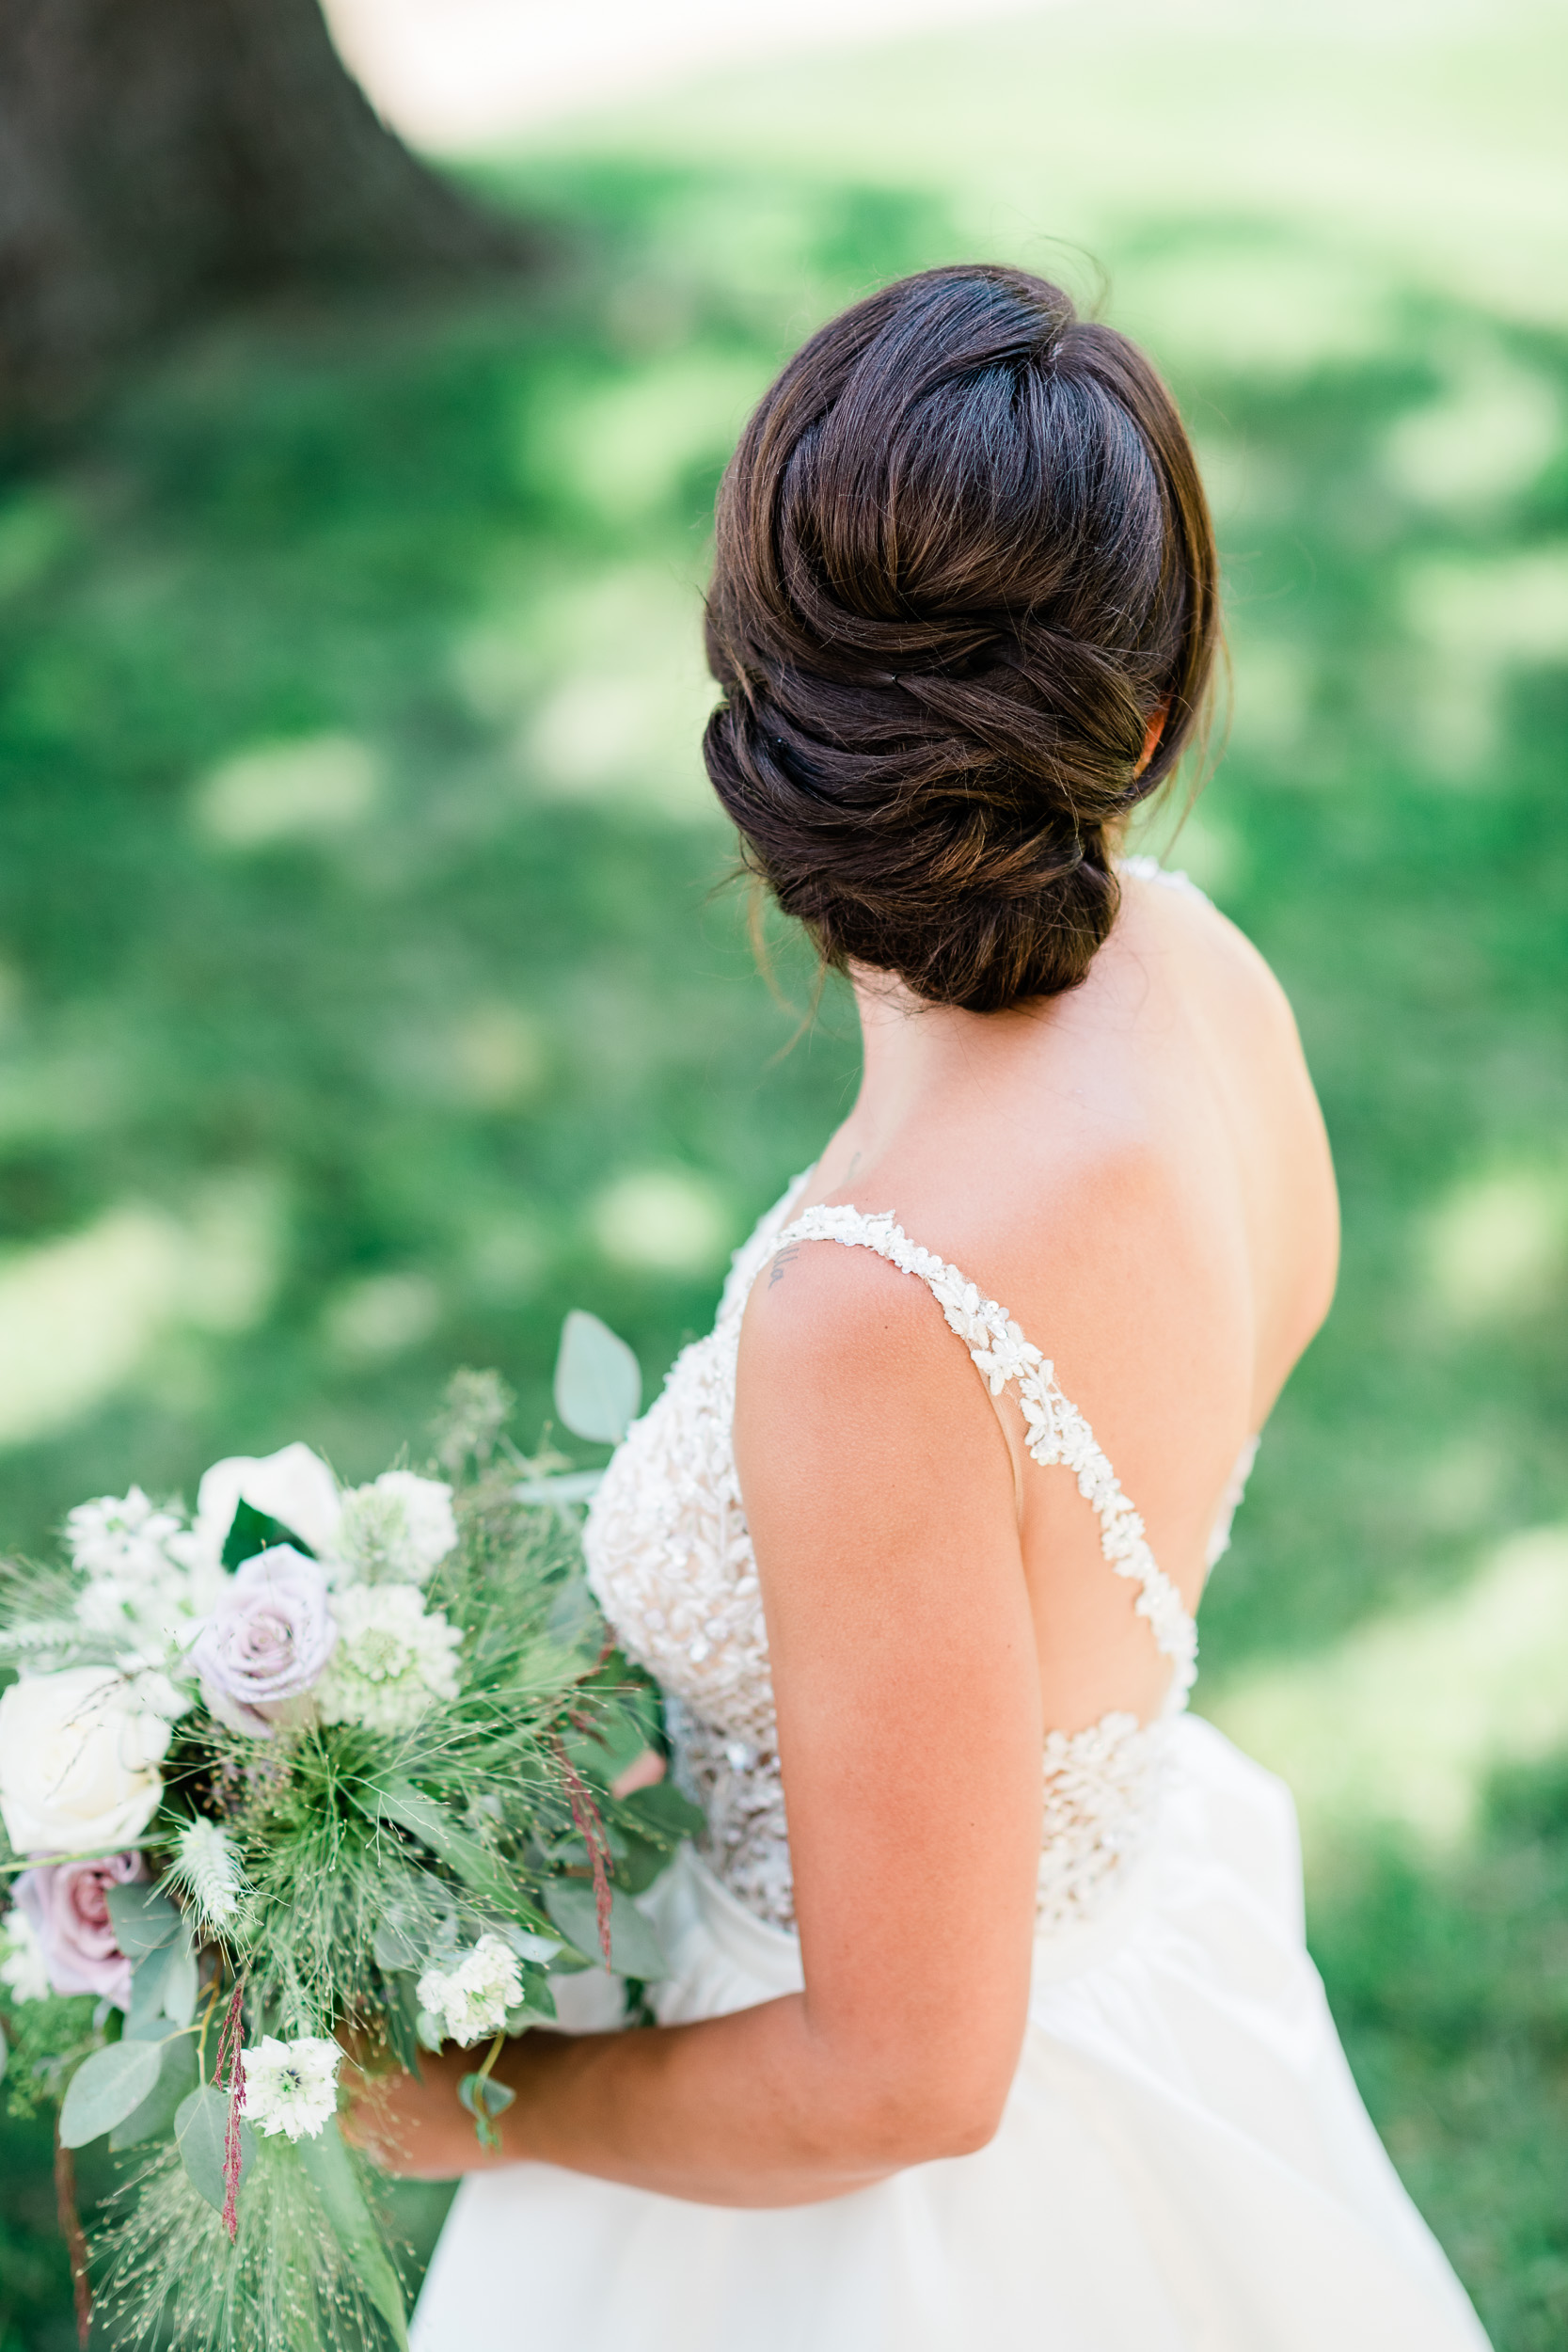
(703, 265, 1219, 1011)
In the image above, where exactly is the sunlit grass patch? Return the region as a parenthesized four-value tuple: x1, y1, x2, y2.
(1423, 1166, 1568, 1328)
(1207, 1526, 1568, 1851)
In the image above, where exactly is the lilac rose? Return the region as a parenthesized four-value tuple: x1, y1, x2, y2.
(15, 1850, 147, 2007)
(191, 1547, 338, 1738)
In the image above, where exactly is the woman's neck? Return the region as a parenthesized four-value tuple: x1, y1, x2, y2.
(814, 964, 1060, 1198)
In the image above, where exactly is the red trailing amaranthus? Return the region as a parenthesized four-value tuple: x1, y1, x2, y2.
(214, 1975, 248, 2242)
(555, 1740, 614, 1965)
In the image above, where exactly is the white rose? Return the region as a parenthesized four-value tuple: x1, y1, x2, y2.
(0, 1669, 171, 1857)
(187, 1444, 343, 1570)
(330, 1471, 457, 1586)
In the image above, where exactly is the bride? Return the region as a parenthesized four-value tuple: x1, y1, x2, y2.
(359, 265, 1490, 2349)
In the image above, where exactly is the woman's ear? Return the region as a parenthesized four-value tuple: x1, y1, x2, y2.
(1135, 700, 1170, 778)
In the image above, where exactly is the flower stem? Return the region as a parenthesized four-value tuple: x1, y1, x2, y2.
(53, 2125, 91, 2350)
(473, 2029, 505, 2091)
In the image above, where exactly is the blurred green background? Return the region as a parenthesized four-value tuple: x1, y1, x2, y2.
(2, 1, 1566, 2343)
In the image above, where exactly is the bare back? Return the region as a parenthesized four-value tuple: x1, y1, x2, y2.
(739, 866, 1338, 1736)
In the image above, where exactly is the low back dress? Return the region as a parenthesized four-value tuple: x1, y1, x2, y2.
(413, 888, 1491, 2352)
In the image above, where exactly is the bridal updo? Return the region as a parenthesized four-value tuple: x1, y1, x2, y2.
(702, 265, 1221, 1011)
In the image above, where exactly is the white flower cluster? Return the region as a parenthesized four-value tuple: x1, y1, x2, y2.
(239, 2034, 341, 2141)
(329, 1472, 458, 1588)
(0, 1910, 50, 2005)
(417, 1934, 523, 2047)
(68, 1487, 222, 1669)
(316, 1584, 463, 1734)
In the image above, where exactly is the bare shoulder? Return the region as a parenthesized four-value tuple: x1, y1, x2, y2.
(733, 1226, 1020, 1540)
(737, 1230, 977, 1425)
(731, 1219, 1022, 1680)
(1118, 860, 1307, 1057)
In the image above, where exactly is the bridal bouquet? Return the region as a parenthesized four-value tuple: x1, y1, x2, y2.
(0, 1327, 694, 2351)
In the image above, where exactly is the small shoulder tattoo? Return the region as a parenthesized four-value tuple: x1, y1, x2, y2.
(768, 1242, 801, 1288)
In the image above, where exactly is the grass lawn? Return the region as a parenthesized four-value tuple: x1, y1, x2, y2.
(1, 5, 1566, 2341)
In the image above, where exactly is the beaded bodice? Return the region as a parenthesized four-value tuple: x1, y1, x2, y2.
(585, 1174, 1256, 1941)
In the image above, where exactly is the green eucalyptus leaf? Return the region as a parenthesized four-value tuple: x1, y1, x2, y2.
(619, 1781, 705, 1843)
(607, 1832, 668, 1897)
(296, 2118, 409, 2352)
(125, 1944, 176, 2040)
(381, 1975, 424, 2076)
(161, 1935, 198, 2027)
(59, 2038, 163, 2147)
(544, 1881, 666, 1981)
(542, 1564, 604, 1656)
(104, 1883, 182, 1962)
(553, 1311, 641, 1444)
(372, 1919, 420, 1973)
(545, 1943, 592, 1977)
(111, 2032, 198, 2152)
(495, 1926, 562, 1966)
(505, 1976, 558, 2028)
(175, 2084, 255, 2214)
(566, 1707, 655, 1788)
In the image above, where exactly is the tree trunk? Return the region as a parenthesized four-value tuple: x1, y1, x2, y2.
(0, 0, 537, 445)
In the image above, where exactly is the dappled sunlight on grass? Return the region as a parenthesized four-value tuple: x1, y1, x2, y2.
(1384, 342, 1563, 516)
(193, 732, 383, 849)
(591, 1166, 736, 1277)
(0, 1179, 286, 1449)
(1208, 1526, 1568, 1851)
(0, 1207, 185, 1447)
(517, 566, 719, 818)
(1402, 548, 1568, 778)
(1308, 1744, 1568, 2352)
(520, 345, 772, 525)
(1423, 1165, 1568, 1327)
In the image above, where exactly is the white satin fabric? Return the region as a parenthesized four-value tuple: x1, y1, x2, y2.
(413, 1712, 1489, 2349)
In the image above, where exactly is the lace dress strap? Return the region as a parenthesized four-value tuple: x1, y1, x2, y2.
(766, 1204, 1198, 1702)
(1118, 852, 1212, 907)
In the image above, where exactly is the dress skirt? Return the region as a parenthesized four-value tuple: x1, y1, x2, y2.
(411, 1716, 1490, 2350)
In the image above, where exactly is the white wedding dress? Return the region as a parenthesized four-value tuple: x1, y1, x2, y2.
(415, 1142, 1491, 2347)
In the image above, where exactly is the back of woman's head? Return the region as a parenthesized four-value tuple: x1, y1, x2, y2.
(702, 265, 1220, 1011)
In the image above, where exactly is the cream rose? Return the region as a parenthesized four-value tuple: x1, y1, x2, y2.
(187, 1443, 344, 1572)
(0, 1668, 171, 1857)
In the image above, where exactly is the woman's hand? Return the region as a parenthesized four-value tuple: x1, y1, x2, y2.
(341, 2036, 550, 2180)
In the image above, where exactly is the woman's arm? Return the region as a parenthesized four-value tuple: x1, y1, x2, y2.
(350, 1243, 1043, 2205)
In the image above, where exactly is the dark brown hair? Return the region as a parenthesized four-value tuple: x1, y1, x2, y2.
(702, 265, 1220, 1011)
